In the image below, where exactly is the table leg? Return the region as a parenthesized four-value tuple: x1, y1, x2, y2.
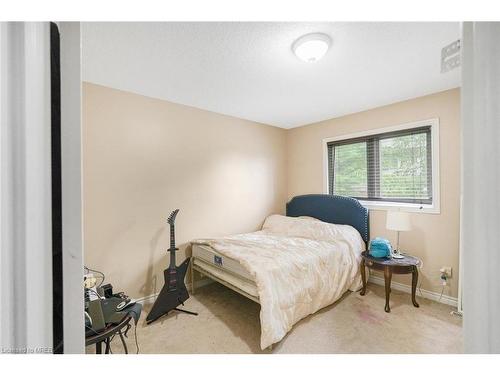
(190, 260, 195, 295)
(411, 266, 420, 308)
(96, 341, 102, 354)
(105, 338, 110, 354)
(119, 332, 128, 354)
(360, 258, 366, 296)
(384, 266, 392, 313)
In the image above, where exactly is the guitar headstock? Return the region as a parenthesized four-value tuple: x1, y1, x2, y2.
(167, 209, 180, 225)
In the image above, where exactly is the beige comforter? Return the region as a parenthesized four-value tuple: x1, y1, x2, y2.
(192, 215, 365, 349)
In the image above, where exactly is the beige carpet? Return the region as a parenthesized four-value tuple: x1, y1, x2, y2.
(86, 282, 462, 354)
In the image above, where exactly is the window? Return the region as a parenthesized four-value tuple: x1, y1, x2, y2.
(325, 120, 439, 211)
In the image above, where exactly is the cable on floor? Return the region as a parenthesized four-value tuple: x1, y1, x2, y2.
(134, 320, 139, 354)
(438, 284, 445, 302)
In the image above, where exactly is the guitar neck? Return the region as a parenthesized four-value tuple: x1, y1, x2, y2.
(169, 223, 176, 269)
(170, 224, 176, 249)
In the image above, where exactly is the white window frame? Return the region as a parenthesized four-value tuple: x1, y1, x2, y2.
(322, 118, 440, 214)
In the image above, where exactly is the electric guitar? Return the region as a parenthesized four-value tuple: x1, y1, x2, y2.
(146, 209, 196, 324)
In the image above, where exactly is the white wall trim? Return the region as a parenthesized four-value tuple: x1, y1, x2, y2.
(135, 278, 213, 305)
(58, 22, 84, 354)
(461, 22, 500, 353)
(0, 22, 53, 353)
(139, 276, 457, 309)
(369, 275, 458, 308)
(456, 22, 470, 317)
(322, 118, 441, 214)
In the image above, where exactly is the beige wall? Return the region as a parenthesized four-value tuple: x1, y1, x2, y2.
(83, 82, 287, 299)
(287, 88, 461, 298)
(84, 83, 460, 300)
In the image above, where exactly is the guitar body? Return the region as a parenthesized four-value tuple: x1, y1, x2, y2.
(146, 258, 190, 323)
(146, 209, 196, 324)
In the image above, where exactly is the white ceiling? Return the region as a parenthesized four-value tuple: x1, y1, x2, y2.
(82, 22, 461, 129)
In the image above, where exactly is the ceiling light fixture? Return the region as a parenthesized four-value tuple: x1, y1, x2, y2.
(292, 33, 331, 63)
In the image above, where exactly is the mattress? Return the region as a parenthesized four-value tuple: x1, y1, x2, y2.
(192, 244, 258, 298)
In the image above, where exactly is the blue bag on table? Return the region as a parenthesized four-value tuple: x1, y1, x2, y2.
(369, 237, 392, 258)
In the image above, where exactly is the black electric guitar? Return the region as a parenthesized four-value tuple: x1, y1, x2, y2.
(146, 209, 197, 324)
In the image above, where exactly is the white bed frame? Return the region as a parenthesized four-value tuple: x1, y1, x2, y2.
(190, 254, 260, 303)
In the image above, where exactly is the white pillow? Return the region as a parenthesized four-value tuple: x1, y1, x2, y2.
(262, 214, 363, 246)
(296, 216, 320, 221)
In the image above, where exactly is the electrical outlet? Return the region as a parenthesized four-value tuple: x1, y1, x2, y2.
(84, 273, 97, 289)
(440, 266, 452, 278)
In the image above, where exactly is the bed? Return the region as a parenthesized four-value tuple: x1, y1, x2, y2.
(191, 194, 369, 349)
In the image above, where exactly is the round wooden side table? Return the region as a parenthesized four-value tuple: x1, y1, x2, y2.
(360, 251, 422, 313)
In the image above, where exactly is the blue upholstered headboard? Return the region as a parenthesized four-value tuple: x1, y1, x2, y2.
(286, 194, 369, 243)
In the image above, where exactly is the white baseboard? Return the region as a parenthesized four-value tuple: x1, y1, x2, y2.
(369, 275, 458, 307)
(136, 275, 457, 308)
(135, 278, 214, 305)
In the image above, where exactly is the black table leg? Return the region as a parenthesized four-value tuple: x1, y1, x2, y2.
(105, 338, 110, 354)
(384, 265, 392, 313)
(119, 332, 128, 354)
(411, 266, 420, 308)
(96, 341, 102, 354)
(360, 258, 366, 296)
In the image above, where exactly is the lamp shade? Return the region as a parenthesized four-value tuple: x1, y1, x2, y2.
(386, 211, 411, 231)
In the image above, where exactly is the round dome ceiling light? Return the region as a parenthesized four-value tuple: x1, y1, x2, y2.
(292, 33, 331, 63)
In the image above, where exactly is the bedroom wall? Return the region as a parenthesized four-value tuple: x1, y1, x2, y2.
(286, 88, 461, 298)
(83, 82, 287, 299)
